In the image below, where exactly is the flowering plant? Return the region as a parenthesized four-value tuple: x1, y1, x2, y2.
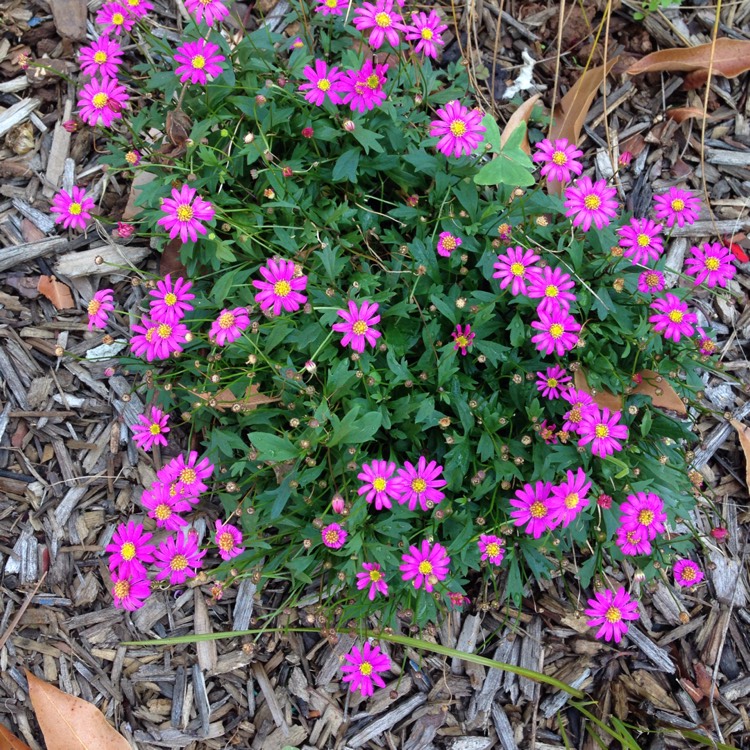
(55, 0, 732, 684)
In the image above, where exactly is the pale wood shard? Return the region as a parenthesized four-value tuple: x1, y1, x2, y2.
(0, 99, 40, 139)
(53, 242, 150, 278)
(0, 237, 68, 273)
(251, 662, 289, 734)
(233, 578, 258, 631)
(626, 628, 676, 674)
(518, 616, 542, 702)
(491, 702, 518, 750)
(707, 550, 747, 607)
(467, 634, 515, 724)
(49, 0, 88, 40)
(315, 633, 355, 688)
(194, 589, 218, 674)
(43, 100, 74, 197)
(451, 614, 482, 675)
(346, 693, 427, 747)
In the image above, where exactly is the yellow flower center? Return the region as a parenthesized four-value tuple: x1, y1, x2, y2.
(455, 335, 468, 348)
(366, 74, 380, 89)
(176, 204, 194, 222)
(145, 327, 156, 342)
(646, 273, 659, 287)
(421, 28, 433, 39)
(373, 477, 387, 491)
(411, 478, 427, 494)
(636, 233, 651, 247)
(545, 284, 559, 298)
(486, 542, 501, 558)
(375, 11, 391, 26)
(218, 312, 236, 329)
(705, 256, 720, 271)
(192, 55, 206, 69)
(149, 423, 162, 435)
(127, 0, 140, 5)
(549, 323, 564, 339)
(92, 92, 109, 109)
(273, 280, 291, 298)
(171, 554, 189, 571)
(449, 119, 467, 137)
(352, 320, 368, 335)
(510, 262, 525, 277)
(317, 78, 331, 91)
(112, 12, 124, 24)
(369, 569, 382, 582)
(638, 509, 655, 526)
(157, 323, 172, 339)
(569, 407, 582, 423)
(125, 151, 138, 164)
(164, 292, 178, 306)
(605, 606, 622, 623)
(114, 580, 130, 598)
(529, 501, 547, 519)
(418, 560, 433, 575)
(155, 503, 172, 520)
(564, 492, 579, 509)
(94, 51, 108, 63)
(551, 150, 568, 165)
(671, 198, 685, 212)
(441, 235, 457, 250)
(681, 565, 696, 581)
(359, 661, 373, 675)
(325, 0, 338, 6)
(121, 541, 137, 560)
(594, 424, 609, 439)
(87, 299, 101, 315)
(218, 532, 235, 551)
(626, 531, 638, 544)
(583, 194, 601, 210)
(668, 310, 683, 323)
(547, 378, 557, 388)
(69, 202, 83, 216)
(324, 529, 339, 544)
(180, 467, 197, 485)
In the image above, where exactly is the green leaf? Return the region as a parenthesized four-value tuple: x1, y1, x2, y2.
(247, 432, 299, 462)
(473, 123, 535, 187)
(480, 112, 502, 152)
(352, 127, 385, 154)
(328, 407, 382, 446)
(509, 313, 526, 347)
(332, 148, 360, 182)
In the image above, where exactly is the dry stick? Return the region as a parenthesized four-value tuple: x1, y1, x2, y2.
(490, 0, 504, 112)
(601, 0, 619, 190)
(548, 0, 566, 130)
(0, 571, 47, 652)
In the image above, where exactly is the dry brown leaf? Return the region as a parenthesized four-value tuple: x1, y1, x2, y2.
(666, 107, 709, 123)
(37, 275, 74, 310)
(626, 39, 750, 79)
(191, 383, 279, 412)
(500, 94, 541, 154)
(160, 237, 188, 277)
(122, 170, 155, 222)
(730, 418, 750, 490)
(631, 369, 687, 416)
(573, 369, 622, 412)
(25, 671, 131, 750)
(0, 723, 33, 750)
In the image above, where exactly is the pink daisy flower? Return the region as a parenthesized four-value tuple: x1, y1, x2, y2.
(509, 481, 556, 539)
(585, 587, 639, 643)
(314, 0, 347, 14)
(96, 3, 135, 34)
(174, 39, 225, 85)
(637, 270, 665, 294)
(356, 562, 389, 600)
(430, 100, 486, 158)
(209, 307, 250, 345)
(253, 258, 308, 316)
(131, 406, 170, 451)
(51, 186, 95, 232)
(684, 242, 736, 288)
(653, 187, 701, 228)
(132, 316, 189, 361)
(129, 315, 158, 359)
(353, 0, 403, 49)
(185, 0, 230, 25)
(149, 275, 195, 324)
(548, 467, 590, 528)
(125, 149, 141, 166)
(530, 307, 581, 356)
(477, 534, 504, 565)
(111, 572, 151, 611)
(157, 185, 215, 243)
(291, 37, 305, 49)
(452, 324, 475, 355)
(618, 218, 664, 266)
(340, 60, 389, 113)
(140, 482, 191, 530)
(526, 265, 576, 313)
(106, 521, 155, 578)
(86, 288, 115, 330)
(357, 459, 400, 510)
(215, 519, 245, 560)
(532, 138, 584, 183)
(394, 456, 446, 511)
(615, 526, 652, 556)
(536, 365, 571, 400)
(298, 59, 344, 106)
(78, 36, 124, 78)
(564, 176, 618, 231)
(578, 406, 628, 458)
(162, 451, 214, 498)
(696, 327, 718, 357)
(619, 491, 666, 541)
(154, 532, 206, 585)
(561, 388, 594, 434)
(492, 246, 540, 296)
(403, 10, 447, 59)
(448, 592, 471, 608)
(539, 420, 558, 444)
(399, 539, 450, 592)
(122, 0, 153, 17)
(341, 642, 391, 697)
(673, 559, 704, 587)
(436, 231, 462, 257)
(649, 293, 696, 342)
(321, 522, 347, 549)
(332, 300, 382, 352)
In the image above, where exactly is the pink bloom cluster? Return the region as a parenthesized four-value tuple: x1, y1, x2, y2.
(615, 491, 666, 557)
(357, 456, 446, 511)
(299, 58, 390, 113)
(585, 587, 639, 643)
